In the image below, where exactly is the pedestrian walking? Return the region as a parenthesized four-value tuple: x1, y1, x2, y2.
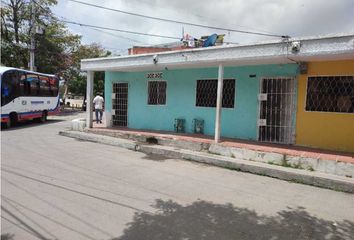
(93, 93, 104, 124)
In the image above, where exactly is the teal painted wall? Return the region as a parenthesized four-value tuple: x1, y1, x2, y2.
(105, 64, 298, 140)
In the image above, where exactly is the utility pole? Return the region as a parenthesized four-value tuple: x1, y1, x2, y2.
(29, 0, 36, 71)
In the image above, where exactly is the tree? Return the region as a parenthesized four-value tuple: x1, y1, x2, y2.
(1, 0, 29, 67)
(67, 43, 111, 97)
(1, 0, 65, 69)
(1, 0, 111, 98)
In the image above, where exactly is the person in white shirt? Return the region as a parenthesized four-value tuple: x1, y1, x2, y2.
(93, 93, 104, 124)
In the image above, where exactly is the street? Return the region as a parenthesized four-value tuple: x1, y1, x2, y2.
(1, 114, 354, 240)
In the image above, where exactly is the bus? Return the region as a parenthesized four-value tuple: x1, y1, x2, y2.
(1, 67, 60, 128)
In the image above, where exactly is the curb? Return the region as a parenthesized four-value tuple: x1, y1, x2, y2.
(59, 130, 354, 193)
(59, 130, 137, 151)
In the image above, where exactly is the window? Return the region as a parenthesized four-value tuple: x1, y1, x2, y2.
(306, 76, 354, 113)
(196, 79, 235, 108)
(39, 75, 51, 96)
(148, 81, 166, 105)
(19, 71, 27, 95)
(49, 77, 59, 96)
(25, 74, 40, 96)
(1, 70, 19, 106)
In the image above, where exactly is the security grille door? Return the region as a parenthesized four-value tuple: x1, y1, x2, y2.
(258, 78, 295, 144)
(112, 83, 128, 127)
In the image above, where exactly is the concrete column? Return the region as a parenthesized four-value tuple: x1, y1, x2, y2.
(86, 71, 94, 128)
(105, 112, 112, 128)
(214, 64, 224, 143)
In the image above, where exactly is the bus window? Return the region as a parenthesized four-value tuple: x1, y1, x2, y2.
(19, 72, 27, 96)
(1, 70, 19, 106)
(39, 75, 50, 96)
(26, 74, 40, 96)
(49, 77, 59, 96)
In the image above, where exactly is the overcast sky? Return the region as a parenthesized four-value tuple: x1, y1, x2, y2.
(52, 0, 354, 55)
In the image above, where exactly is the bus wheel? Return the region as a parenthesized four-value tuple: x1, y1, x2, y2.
(35, 111, 47, 123)
(5, 120, 11, 128)
(7, 112, 18, 128)
(39, 111, 47, 123)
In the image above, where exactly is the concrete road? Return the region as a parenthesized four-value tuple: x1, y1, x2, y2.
(1, 114, 354, 240)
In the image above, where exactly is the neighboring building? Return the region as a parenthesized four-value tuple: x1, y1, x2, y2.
(128, 42, 188, 55)
(296, 60, 354, 152)
(82, 33, 354, 152)
(128, 46, 173, 55)
(65, 95, 85, 108)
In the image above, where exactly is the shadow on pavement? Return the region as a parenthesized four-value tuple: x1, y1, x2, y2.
(0, 234, 14, 240)
(1, 119, 64, 131)
(56, 109, 84, 116)
(113, 199, 354, 240)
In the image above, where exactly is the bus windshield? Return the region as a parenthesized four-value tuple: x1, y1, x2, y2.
(1, 70, 20, 106)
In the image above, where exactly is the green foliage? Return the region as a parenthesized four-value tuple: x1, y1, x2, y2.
(66, 44, 111, 96)
(1, 0, 111, 96)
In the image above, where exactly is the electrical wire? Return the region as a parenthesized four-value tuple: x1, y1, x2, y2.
(105, 0, 280, 36)
(61, 18, 240, 45)
(32, 1, 146, 50)
(89, 27, 148, 45)
(60, 19, 181, 40)
(33, 1, 243, 49)
(68, 0, 289, 38)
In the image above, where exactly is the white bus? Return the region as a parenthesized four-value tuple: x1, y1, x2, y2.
(1, 67, 60, 128)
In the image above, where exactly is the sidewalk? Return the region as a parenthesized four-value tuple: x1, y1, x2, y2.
(59, 128, 354, 193)
(89, 126, 354, 162)
(86, 126, 354, 178)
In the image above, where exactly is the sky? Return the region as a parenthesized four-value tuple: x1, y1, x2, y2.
(52, 0, 354, 55)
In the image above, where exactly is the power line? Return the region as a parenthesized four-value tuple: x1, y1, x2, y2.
(33, 1, 150, 47)
(30, 2, 129, 54)
(89, 27, 148, 45)
(60, 19, 181, 40)
(126, 0, 280, 36)
(33, 1, 241, 49)
(68, 0, 289, 38)
(61, 18, 241, 45)
(33, 1, 171, 52)
(57, 13, 149, 45)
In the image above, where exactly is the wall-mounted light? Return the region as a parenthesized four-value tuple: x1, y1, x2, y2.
(291, 41, 301, 53)
(153, 55, 158, 64)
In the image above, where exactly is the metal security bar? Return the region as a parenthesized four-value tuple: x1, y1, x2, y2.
(148, 81, 166, 105)
(258, 77, 295, 144)
(196, 79, 235, 108)
(306, 76, 354, 113)
(112, 83, 128, 127)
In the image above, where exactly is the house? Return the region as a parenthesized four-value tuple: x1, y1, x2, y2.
(81, 33, 354, 152)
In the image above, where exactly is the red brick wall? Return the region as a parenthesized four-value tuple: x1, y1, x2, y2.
(128, 46, 189, 55)
(128, 47, 171, 55)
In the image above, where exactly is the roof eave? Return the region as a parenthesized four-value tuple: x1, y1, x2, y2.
(81, 33, 354, 72)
